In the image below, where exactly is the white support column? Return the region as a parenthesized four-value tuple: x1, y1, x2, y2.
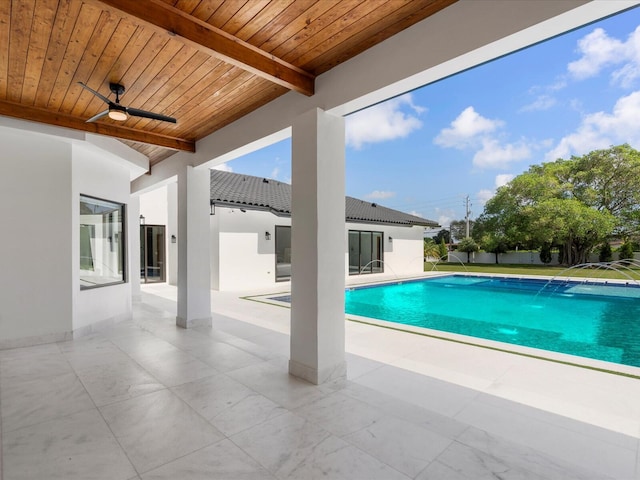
(289, 108, 346, 385)
(129, 195, 141, 302)
(176, 165, 212, 328)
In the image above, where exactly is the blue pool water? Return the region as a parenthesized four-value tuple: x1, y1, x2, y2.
(272, 275, 640, 367)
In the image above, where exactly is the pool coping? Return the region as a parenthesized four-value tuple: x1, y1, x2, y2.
(244, 272, 640, 380)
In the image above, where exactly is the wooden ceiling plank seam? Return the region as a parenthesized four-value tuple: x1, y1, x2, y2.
(192, 81, 286, 138)
(60, 9, 121, 114)
(81, 25, 156, 118)
(123, 44, 200, 130)
(206, 0, 248, 30)
(150, 64, 248, 136)
(189, 84, 278, 138)
(173, 0, 202, 15)
(147, 146, 178, 166)
(0, 1, 12, 98)
(234, 0, 295, 42)
(148, 69, 251, 137)
(270, 0, 366, 61)
(90, 0, 315, 96)
(95, 31, 171, 113)
(244, 0, 316, 47)
(109, 36, 184, 117)
(309, 0, 458, 74)
(46, 2, 103, 110)
(282, 0, 386, 67)
(190, 0, 225, 24)
(153, 70, 270, 137)
(20, 0, 58, 104)
(125, 50, 214, 130)
(140, 58, 237, 127)
(6, 0, 36, 103)
(221, 0, 271, 36)
(300, 0, 453, 74)
(71, 17, 138, 117)
(33, 0, 83, 107)
(256, 0, 335, 55)
(0, 98, 194, 151)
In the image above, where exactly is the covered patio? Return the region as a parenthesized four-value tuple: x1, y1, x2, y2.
(2, 0, 640, 478)
(1, 283, 639, 478)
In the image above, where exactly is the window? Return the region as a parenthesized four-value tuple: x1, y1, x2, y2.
(275, 225, 291, 281)
(80, 195, 126, 289)
(349, 230, 383, 275)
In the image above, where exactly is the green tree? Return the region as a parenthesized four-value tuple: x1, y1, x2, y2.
(479, 145, 637, 265)
(433, 229, 450, 245)
(450, 219, 474, 242)
(423, 238, 440, 260)
(457, 237, 479, 263)
(480, 233, 508, 264)
(438, 238, 448, 260)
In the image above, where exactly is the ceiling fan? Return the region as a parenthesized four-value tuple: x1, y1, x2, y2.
(78, 82, 177, 124)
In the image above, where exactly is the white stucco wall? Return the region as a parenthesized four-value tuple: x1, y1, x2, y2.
(210, 206, 426, 291)
(0, 129, 74, 346)
(72, 143, 132, 334)
(0, 130, 134, 346)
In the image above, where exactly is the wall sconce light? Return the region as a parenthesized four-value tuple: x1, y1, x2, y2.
(171, 234, 177, 244)
(388, 236, 393, 243)
(139, 214, 145, 225)
(265, 231, 271, 240)
(210, 203, 215, 215)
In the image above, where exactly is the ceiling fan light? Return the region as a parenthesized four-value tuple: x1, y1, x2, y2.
(108, 108, 128, 121)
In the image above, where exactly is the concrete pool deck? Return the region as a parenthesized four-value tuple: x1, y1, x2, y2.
(1, 279, 639, 478)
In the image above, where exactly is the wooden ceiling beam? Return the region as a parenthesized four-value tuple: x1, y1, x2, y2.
(91, 0, 315, 96)
(0, 100, 195, 152)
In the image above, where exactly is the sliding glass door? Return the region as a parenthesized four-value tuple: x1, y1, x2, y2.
(140, 225, 166, 283)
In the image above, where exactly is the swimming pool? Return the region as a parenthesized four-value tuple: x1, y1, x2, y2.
(342, 275, 640, 368)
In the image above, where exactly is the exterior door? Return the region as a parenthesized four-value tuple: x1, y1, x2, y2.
(140, 225, 166, 283)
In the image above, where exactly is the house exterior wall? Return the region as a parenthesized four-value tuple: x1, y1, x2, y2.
(0, 129, 74, 346)
(72, 143, 132, 334)
(210, 206, 425, 291)
(0, 128, 134, 348)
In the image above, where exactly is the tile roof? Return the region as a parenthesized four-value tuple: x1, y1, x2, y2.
(210, 170, 438, 227)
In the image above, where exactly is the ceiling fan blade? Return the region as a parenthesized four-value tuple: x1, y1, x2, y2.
(126, 107, 177, 124)
(85, 109, 109, 123)
(77, 82, 112, 105)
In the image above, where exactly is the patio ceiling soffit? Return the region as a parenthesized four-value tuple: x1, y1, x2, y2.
(1, 0, 318, 155)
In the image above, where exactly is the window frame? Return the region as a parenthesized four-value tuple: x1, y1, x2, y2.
(79, 194, 127, 290)
(348, 229, 384, 275)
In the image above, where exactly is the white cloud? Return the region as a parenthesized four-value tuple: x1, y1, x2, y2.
(546, 90, 640, 161)
(495, 173, 514, 188)
(346, 93, 424, 149)
(438, 215, 452, 227)
(568, 26, 640, 87)
(477, 189, 494, 206)
(434, 107, 502, 148)
(270, 167, 279, 179)
(520, 94, 556, 112)
(212, 163, 233, 172)
(568, 27, 627, 80)
(365, 190, 396, 200)
(408, 210, 424, 218)
(472, 138, 531, 169)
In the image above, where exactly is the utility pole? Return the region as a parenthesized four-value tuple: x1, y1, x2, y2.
(464, 195, 471, 238)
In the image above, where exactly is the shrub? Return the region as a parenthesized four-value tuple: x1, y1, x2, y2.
(598, 243, 613, 262)
(618, 242, 634, 263)
(539, 243, 552, 264)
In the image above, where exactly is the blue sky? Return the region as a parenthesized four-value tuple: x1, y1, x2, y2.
(217, 6, 640, 230)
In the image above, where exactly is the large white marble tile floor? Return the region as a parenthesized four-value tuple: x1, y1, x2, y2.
(1, 283, 639, 479)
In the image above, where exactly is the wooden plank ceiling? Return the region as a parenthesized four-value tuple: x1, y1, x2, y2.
(0, 0, 456, 166)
